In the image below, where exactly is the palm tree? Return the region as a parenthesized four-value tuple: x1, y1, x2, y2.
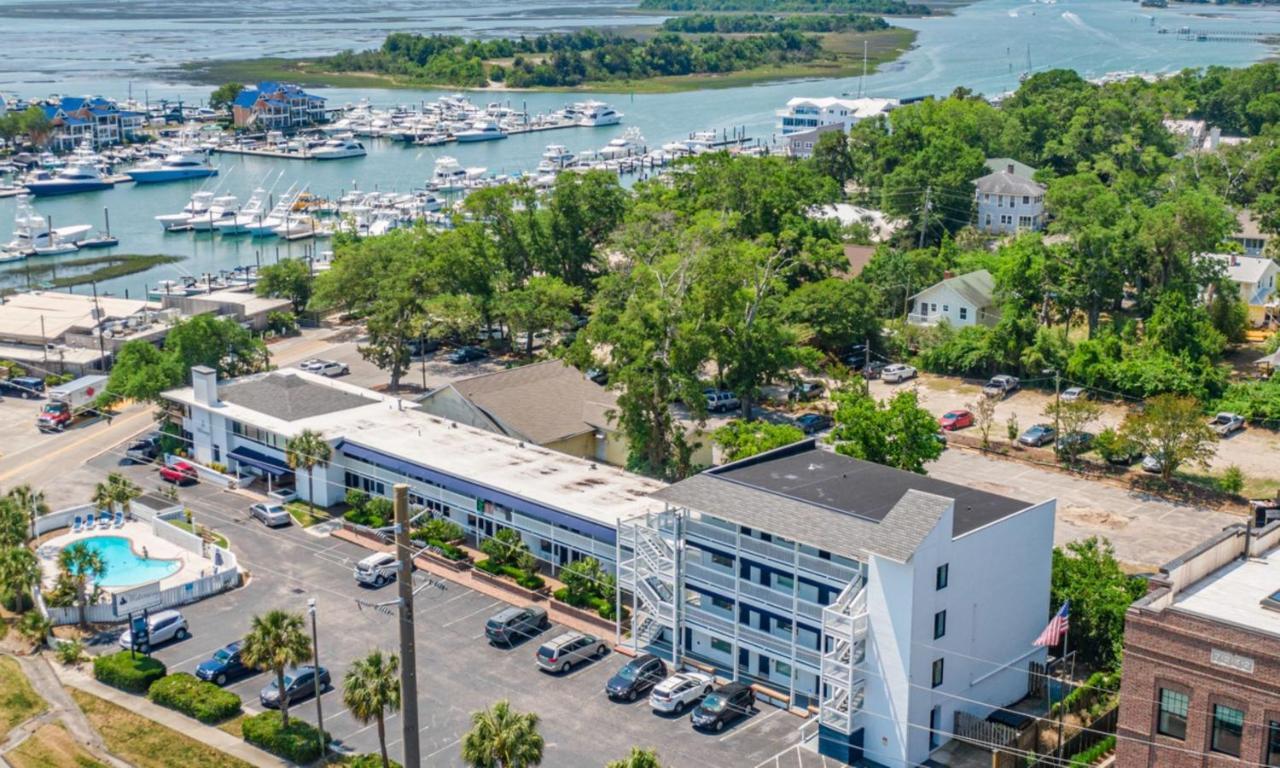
(57, 542, 105, 628)
(285, 430, 332, 519)
(7, 485, 48, 541)
(0, 498, 28, 549)
(461, 700, 544, 768)
(107, 473, 142, 518)
(240, 610, 312, 727)
(607, 748, 664, 768)
(91, 480, 115, 516)
(0, 547, 41, 613)
(342, 650, 401, 768)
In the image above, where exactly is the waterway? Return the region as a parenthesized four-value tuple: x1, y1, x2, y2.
(2, 0, 1280, 297)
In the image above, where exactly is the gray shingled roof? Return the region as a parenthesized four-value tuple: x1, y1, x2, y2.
(652, 443, 1032, 563)
(220, 372, 376, 422)
(974, 168, 1045, 197)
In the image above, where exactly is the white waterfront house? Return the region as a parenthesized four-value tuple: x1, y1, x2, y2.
(776, 96, 897, 135)
(618, 440, 1055, 766)
(907, 269, 999, 327)
(1205, 252, 1280, 328)
(974, 159, 1046, 235)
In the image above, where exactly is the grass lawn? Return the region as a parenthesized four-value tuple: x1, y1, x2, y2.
(167, 519, 229, 549)
(7, 722, 107, 768)
(69, 689, 252, 768)
(286, 501, 331, 528)
(0, 655, 48, 733)
(216, 714, 244, 739)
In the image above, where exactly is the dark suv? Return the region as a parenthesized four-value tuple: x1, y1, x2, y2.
(691, 682, 755, 732)
(196, 641, 252, 686)
(0, 377, 45, 399)
(605, 654, 667, 702)
(485, 605, 549, 646)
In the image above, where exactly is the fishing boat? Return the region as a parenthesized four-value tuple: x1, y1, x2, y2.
(188, 194, 239, 231)
(3, 195, 92, 254)
(156, 190, 215, 231)
(430, 157, 470, 192)
(127, 151, 218, 183)
(31, 232, 80, 256)
(537, 144, 575, 173)
(599, 128, 645, 160)
(214, 187, 269, 235)
(23, 161, 114, 196)
(76, 209, 119, 249)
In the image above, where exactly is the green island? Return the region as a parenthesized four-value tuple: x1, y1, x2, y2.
(182, 15, 916, 93)
(0, 254, 183, 295)
(636, 0, 932, 14)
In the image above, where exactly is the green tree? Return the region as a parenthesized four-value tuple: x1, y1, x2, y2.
(343, 650, 401, 768)
(255, 258, 313, 314)
(781, 278, 881, 355)
(209, 82, 244, 111)
(105, 340, 184, 404)
(0, 497, 30, 549)
(544, 170, 628, 290)
(7, 485, 48, 542)
(285, 430, 332, 519)
(606, 747, 664, 768)
(164, 314, 267, 380)
(1120, 394, 1217, 482)
(712, 420, 805, 461)
(461, 700, 544, 768)
(559, 556, 607, 604)
(502, 276, 582, 356)
(479, 528, 527, 568)
(57, 542, 105, 628)
(828, 389, 943, 473)
(241, 610, 313, 727)
(92, 473, 141, 518)
(1051, 537, 1147, 668)
(1042, 397, 1101, 462)
(810, 130, 856, 190)
(0, 547, 40, 613)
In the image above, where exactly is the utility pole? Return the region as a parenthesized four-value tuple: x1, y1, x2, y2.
(307, 597, 325, 760)
(917, 186, 931, 249)
(90, 281, 106, 371)
(394, 484, 421, 768)
(1052, 368, 1061, 458)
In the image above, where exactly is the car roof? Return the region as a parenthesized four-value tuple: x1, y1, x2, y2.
(716, 681, 751, 694)
(150, 609, 182, 622)
(547, 631, 585, 646)
(360, 552, 395, 565)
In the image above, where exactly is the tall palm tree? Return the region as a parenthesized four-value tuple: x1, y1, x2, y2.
(0, 547, 41, 613)
(7, 485, 48, 541)
(461, 700, 544, 768)
(606, 748, 664, 768)
(0, 498, 28, 549)
(285, 430, 332, 519)
(107, 473, 142, 518)
(91, 480, 115, 516)
(342, 650, 401, 768)
(57, 542, 105, 628)
(240, 610, 312, 727)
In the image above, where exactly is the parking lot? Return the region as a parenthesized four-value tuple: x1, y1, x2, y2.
(80, 448, 804, 767)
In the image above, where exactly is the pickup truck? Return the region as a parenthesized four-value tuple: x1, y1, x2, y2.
(982, 375, 1021, 399)
(1208, 412, 1245, 436)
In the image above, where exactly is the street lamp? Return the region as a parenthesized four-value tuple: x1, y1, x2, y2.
(308, 597, 325, 759)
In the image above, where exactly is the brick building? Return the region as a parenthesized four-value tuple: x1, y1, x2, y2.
(1116, 521, 1280, 768)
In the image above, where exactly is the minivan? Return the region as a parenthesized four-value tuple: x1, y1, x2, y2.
(535, 632, 608, 673)
(485, 605, 549, 646)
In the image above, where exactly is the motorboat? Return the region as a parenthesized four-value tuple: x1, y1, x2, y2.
(23, 162, 113, 196)
(575, 101, 622, 127)
(188, 195, 239, 231)
(31, 232, 79, 256)
(599, 128, 645, 160)
(3, 196, 91, 254)
(156, 190, 215, 231)
(214, 187, 269, 235)
(275, 214, 316, 240)
(454, 119, 507, 143)
(431, 156, 469, 192)
(127, 151, 218, 183)
(310, 138, 367, 160)
(537, 144, 575, 173)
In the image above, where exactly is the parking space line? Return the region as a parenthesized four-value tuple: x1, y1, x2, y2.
(424, 736, 462, 760)
(440, 600, 501, 628)
(435, 589, 475, 608)
(719, 707, 783, 743)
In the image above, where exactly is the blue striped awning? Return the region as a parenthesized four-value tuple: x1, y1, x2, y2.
(228, 446, 290, 477)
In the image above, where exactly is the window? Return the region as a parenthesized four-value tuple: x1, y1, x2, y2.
(997, 195, 1004, 207)
(984, 214, 992, 227)
(775, 661, 792, 678)
(1212, 704, 1244, 756)
(711, 638, 732, 654)
(710, 553, 733, 569)
(931, 658, 944, 688)
(959, 307, 968, 321)
(1157, 689, 1188, 739)
(1267, 720, 1280, 766)
(942, 304, 949, 313)
(934, 610, 947, 639)
(775, 574, 794, 592)
(930, 303, 937, 313)
(936, 564, 949, 590)
(710, 595, 733, 612)
(1023, 195, 1030, 205)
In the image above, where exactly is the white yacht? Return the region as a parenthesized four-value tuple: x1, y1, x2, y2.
(575, 101, 622, 128)
(3, 195, 91, 255)
(188, 194, 239, 231)
(310, 138, 367, 160)
(274, 213, 316, 240)
(214, 188, 269, 235)
(537, 144, 576, 173)
(127, 151, 218, 183)
(599, 128, 645, 160)
(156, 191, 215, 231)
(431, 157, 469, 192)
(454, 119, 507, 143)
(23, 162, 114, 196)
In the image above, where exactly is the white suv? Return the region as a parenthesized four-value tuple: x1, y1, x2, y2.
(311, 360, 349, 377)
(354, 552, 398, 587)
(881, 363, 917, 383)
(649, 671, 714, 714)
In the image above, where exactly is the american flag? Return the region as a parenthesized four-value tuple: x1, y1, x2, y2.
(1034, 601, 1070, 648)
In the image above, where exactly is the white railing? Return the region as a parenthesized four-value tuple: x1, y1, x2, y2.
(738, 535, 792, 564)
(738, 580, 794, 612)
(685, 562, 735, 591)
(797, 552, 859, 584)
(684, 519, 736, 547)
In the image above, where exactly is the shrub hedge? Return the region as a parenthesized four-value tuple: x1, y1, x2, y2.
(93, 652, 167, 694)
(345, 755, 403, 768)
(553, 587, 626, 621)
(476, 558, 545, 590)
(147, 672, 242, 724)
(1068, 735, 1116, 767)
(242, 710, 330, 764)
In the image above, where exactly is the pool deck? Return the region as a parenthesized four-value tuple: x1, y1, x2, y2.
(38, 521, 216, 594)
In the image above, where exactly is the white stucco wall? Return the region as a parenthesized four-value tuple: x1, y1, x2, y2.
(910, 283, 985, 328)
(977, 191, 1044, 235)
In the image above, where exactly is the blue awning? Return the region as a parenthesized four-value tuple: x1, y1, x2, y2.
(228, 446, 291, 477)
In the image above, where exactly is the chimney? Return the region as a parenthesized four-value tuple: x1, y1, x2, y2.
(191, 365, 219, 407)
(1006, 163, 1015, 175)
(943, 269, 955, 280)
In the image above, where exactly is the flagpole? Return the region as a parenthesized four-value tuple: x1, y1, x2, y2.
(1056, 612, 1070, 762)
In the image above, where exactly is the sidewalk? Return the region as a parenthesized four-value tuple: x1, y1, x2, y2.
(7, 653, 130, 768)
(52, 662, 289, 768)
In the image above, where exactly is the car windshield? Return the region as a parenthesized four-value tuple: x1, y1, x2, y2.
(701, 694, 728, 713)
(945, 412, 961, 419)
(615, 665, 638, 681)
(213, 649, 232, 663)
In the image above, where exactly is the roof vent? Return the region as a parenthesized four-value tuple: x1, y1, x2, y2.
(590, 463, 598, 470)
(1006, 163, 1015, 174)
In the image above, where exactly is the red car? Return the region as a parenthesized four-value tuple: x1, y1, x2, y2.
(160, 461, 198, 485)
(938, 409, 974, 431)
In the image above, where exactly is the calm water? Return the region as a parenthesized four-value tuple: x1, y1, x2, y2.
(80, 535, 181, 587)
(3, 0, 1280, 296)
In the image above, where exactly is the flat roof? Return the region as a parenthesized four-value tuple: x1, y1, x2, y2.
(0, 291, 156, 343)
(1173, 545, 1280, 638)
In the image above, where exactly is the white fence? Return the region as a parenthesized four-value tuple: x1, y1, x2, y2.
(164, 454, 239, 489)
(34, 505, 95, 537)
(152, 512, 204, 556)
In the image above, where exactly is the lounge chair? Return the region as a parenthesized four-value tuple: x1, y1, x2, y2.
(84, 514, 96, 531)
(114, 511, 124, 528)
(99, 512, 111, 529)
(71, 516, 83, 533)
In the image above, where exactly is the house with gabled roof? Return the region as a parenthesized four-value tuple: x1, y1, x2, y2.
(974, 158, 1046, 235)
(42, 96, 145, 151)
(907, 269, 1000, 328)
(231, 82, 326, 130)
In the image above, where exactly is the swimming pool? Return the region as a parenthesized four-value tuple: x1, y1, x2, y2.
(78, 536, 181, 588)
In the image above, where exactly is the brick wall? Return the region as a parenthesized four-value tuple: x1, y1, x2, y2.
(1117, 606, 1280, 768)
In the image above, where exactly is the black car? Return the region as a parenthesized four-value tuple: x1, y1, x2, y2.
(691, 682, 755, 732)
(605, 654, 667, 702)
(407, 338, 441, 357)
(843, 344, 868, 370)
(448, 346, 488, 364)
(125, 434, 162, 464)
(0, 376, 45, 399)
(795, 413, 833, 434)
(195, 641, 253, 686)
(260, 666, 330, 709)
